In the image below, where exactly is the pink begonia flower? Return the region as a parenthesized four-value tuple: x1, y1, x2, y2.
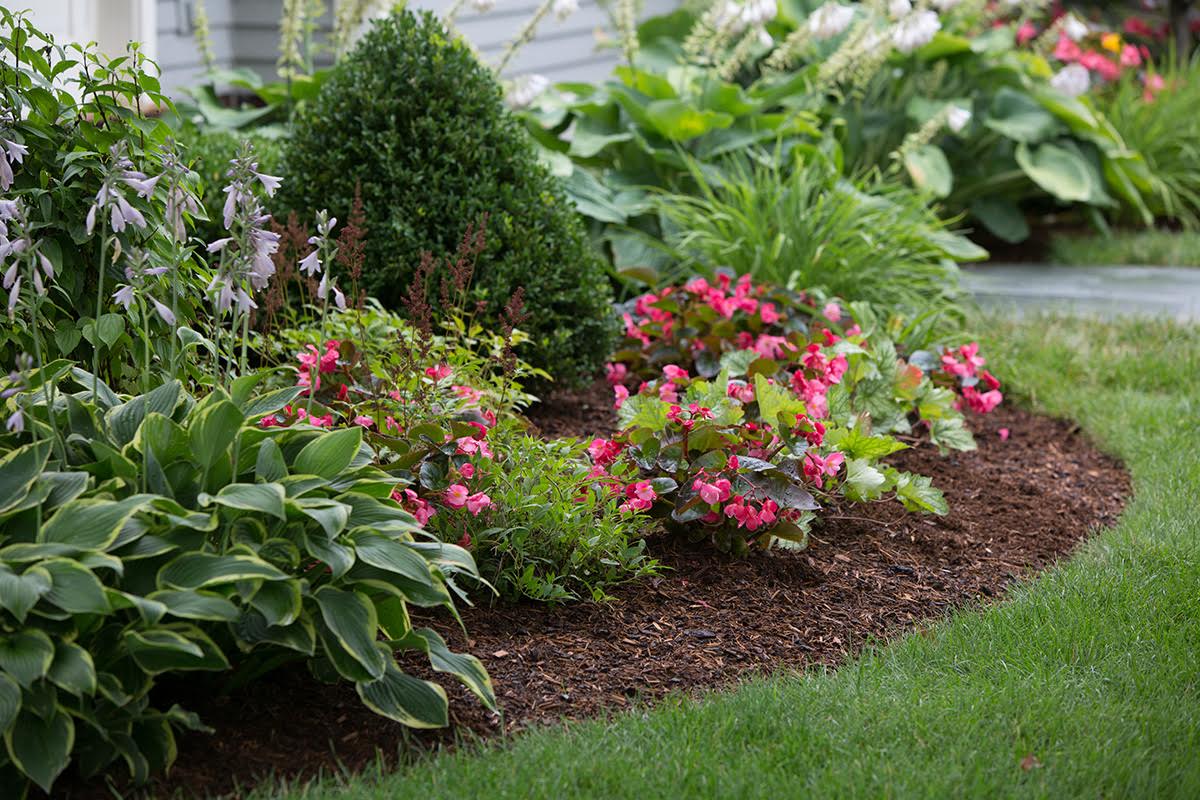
(605, 362, 628, 385)
(466, 492, 493, 516)
(623, 312, 651, 345)
(1120, 43, 1142, 67)
(385, 416, 400, 432)
(619, 480, 657, 513)
(613, 384, 630, 410)
(692, 477, 733, 505)
(260, 415, 281, 428)
(941, 353, 971, 377)
(823, 302, 842, 322)
(958, 342, 986, 374)
(662, 364, 690, 382)
(1143, 72, 1165, 101)
(453, 384, 483, 405)
(1017, 21, 1038, 44)
(460, 462, 475, 479)
(727, 381, 755, 403)
(727, 454, 739, 470)
(963, 386, 1003, 414)
(981, 370, 1002, 391)
(393, 488, 437, 526)
(1080, 50, 1120, 80)
(455, 436, 494, 458)
(754, 334, 795, 359)
(998, 428, 1011, 441)
(758, 499, 778, 526)
(1054, 34, 1082, 62)
(826, 354, 848, 384)
(845, 324, 862, 337)
(425, 363, 452, 381)
(588, 438, 623, 466)
(803, 451, 844, 488)
(444, 484, 469, 509)
(353, 415, 374, 428)
(320, 341, 340, 372)
(658, 381, 679, 403)
(760, 302, 781, 324)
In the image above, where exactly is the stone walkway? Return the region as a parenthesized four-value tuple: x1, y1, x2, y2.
(962, 264, 1200, 321)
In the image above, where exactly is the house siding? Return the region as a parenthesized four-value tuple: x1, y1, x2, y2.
(152, 0, 675, 94)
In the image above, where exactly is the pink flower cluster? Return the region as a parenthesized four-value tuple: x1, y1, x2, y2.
(297, 340, 341, 393)
(444, 483, 493, 516)
(939, 343, 1003, 415)
(619, 480, 657, 513)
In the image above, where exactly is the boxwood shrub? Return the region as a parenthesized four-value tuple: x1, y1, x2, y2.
(277, 9, 616, 385)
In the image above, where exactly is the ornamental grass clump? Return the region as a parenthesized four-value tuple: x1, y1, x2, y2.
(278, 7, 616, 385)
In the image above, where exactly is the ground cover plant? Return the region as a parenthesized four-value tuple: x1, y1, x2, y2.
(243, 313, 1200, 800)
(1047, 228, 1200, 266)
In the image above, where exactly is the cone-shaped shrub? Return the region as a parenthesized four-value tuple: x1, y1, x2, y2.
(278, 9, 615, 384)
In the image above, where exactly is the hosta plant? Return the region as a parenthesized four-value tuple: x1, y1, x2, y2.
(592, 273, 1001, 553)
(0, 364, 494, 794)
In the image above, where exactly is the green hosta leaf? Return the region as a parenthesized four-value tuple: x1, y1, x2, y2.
(234, 610, 317, 655)
(39, 471, 90, 511)
(294, 427, 363, 479)
(896, 472, 949, 515)
(314, 586, 386, 681)
(95, 313, 124, 348)
(842, 458, 888, 502)
(348, 532, 433, 584)
(374, 595, 411, 639)
(202, 482, 286, 520)
(47, 641, 96, 696)
(302, 533, 355, 579)
(970, 196, 1029, 244)
(230, 372, 269, 407)
(0, 672, 19, 733)
(0, 630, 54, 688)
(158, 552, 287, 590)
(294, 498, 351, 538)
(138, 412, 188, 463)
(903, 144, 952, 198)
(643, 99, 733, 141)
(147, 589, 240, 622)
(40, 494, 155, 551)
(106, 380, 181, 446)
(355, 655, 448, 728)
(984, 87, 1062, 143)
(70, 366, 120, 408)
(255, 438, 287, 482)
(1015, 141, 1096, 203)
(0, 565, 51, 623)
(400, 628, 496, 712)
(42, 559, 110, 614)
(188, 396, 245, 469)
(124, 626, 230, 674)
(5, 708, 74, 792)
(242, 386, 304, 419)
(0, 440, 51, 514)
(105, 589, 168, 625)
(248, 580, 302, 627)
(930, 417, 977, 453)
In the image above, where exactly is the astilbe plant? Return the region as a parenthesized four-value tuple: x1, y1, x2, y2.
(590, 272, 1001, 554)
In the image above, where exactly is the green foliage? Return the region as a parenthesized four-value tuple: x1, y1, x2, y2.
(0, 367, 493, 793)
(0, 9, 210, 382)
(427, 428, 660, 603)
(277, 8, 616, 385)
(1047, 229, 1200, 266)
(654, 150, 978, 318)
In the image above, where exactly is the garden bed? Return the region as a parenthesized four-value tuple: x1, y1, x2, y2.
(76, 403, 1129, 799)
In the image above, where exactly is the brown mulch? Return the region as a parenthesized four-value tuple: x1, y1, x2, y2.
(67, 402, 1130, 799)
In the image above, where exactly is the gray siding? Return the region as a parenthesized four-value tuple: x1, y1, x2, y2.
(154, 0, 676, 95)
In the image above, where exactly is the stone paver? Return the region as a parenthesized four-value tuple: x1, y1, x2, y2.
(962, 264, 1200, 321)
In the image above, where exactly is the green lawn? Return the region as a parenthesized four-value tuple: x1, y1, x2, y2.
(1048, 229, 1200, 267)
(257, 315, 1200, 800)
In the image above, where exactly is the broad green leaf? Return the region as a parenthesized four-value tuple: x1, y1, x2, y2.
(374, 595, 411, 639)
(47, 641, 96, 696)
(0, 441, 51, 513)
(248, 580, 302, 627)
(42, 559, 109, 614)
(984, 87, 1062, 143)
(106, 380, 180, 446)
(242, 386, 304, 419)
(348, 532, 433, 584)
(302, 533, 355, 579)
(95, 313, 124, 347)
(188, 397, 245, 468)
(255, 438, 287, 482)
(147, 589, 239, 622)
(842, 458, 887, 502)
(754, 373, 807, 429)
(0, 630, 54, 688)
(0, 672, 19, 733)
(903, 144, 952, 198)
(203, 482, 286, 520)
(294, 427, 363, 479)
(1015, 141, 1096, 203)
(896, 472, 949, 515)
(930, 417, 977, 453)
(294, 498, 351, 538)
(0, 565, 51, 623)
(158, 552, 287, 590)
(355, 656, 448, 728)
(138, 412, 188, 463)
(643, 99, 733, 141)
(970, 196, 1029, 243)
(40, 494, 155, 551)
(827, 428, 909, 459)
(5, 708, 74, 792)
(313, 586, 386, 681)
(124, 627, 230, 674)
(402, 628, 496, 711)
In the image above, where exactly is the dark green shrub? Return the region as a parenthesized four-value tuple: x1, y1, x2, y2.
(277, 9, 615, 386)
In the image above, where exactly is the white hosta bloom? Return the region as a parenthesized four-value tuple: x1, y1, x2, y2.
(470, 0, 495, 11)
(932, 0, 961, 10)
(509, 74, 549, 108)
(892, 10, 940, 53)
(1062, 14, 1089, 41)
(552, 0, 578, 21)
(1050, 63, 1090, 97)
(714, 0, 749, 34)
(808, 3, 854, 40)
(947, 105, 972, 133)
(758, 29, 774, 47)
(888, 0, 912, 19)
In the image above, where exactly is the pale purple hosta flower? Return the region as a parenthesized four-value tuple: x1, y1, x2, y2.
(317, 273, 347, 311)
(298, 249, 322, 277)
(0, 137, 26, 191)
(2, 353, 31, 433)
(257, 172, 283, 196)
(947, 106, 972, 133)
(5, 275, 18, 316)
(0, 200, 53, 318)
(152, 297, 176, 325)
(87, 145, 154, 236)
(208, 145, 283, 316)
(112, 283, 136, 310)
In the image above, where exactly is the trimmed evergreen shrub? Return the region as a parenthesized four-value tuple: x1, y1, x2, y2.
(277, 9, 616, 385)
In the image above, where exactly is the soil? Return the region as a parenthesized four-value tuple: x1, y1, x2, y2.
(65, 400, 1130, 799)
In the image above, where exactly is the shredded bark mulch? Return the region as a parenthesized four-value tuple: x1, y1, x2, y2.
(67, 401, 1129, 799)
